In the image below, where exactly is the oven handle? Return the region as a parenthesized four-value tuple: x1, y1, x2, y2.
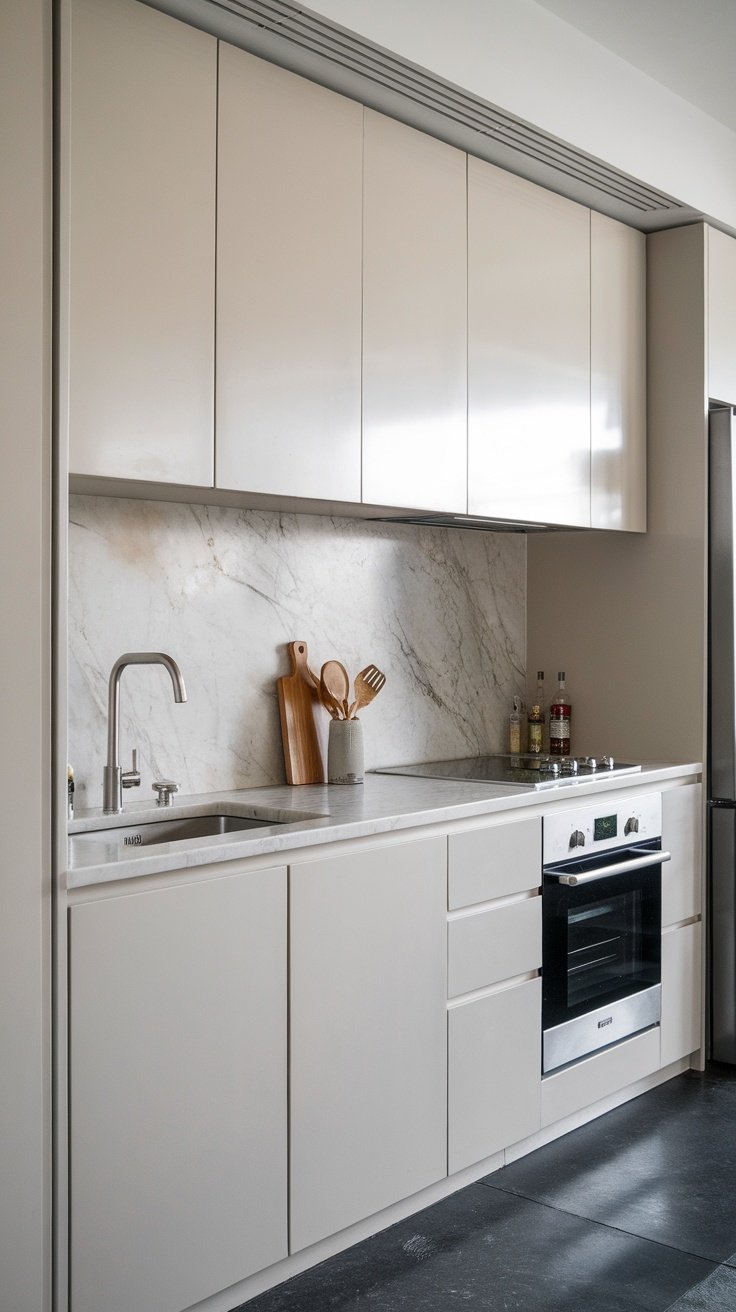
(550, 848, 671, 886)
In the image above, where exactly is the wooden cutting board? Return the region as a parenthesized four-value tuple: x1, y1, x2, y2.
(277, 640, 325, 785)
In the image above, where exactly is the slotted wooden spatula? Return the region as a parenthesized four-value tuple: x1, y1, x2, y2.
(348, 665, 386, 718)
(277, 640, 325, 784)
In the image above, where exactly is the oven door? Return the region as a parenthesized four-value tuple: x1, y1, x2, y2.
(542, 837, 669, 1074)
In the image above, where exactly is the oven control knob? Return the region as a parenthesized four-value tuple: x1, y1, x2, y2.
(625, 816, 640, 835)
(569, 829, 585, 849)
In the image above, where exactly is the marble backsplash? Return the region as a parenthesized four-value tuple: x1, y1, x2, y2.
(68, 495, 526, 808)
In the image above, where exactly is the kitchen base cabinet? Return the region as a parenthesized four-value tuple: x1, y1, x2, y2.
(290, 837, 447, 1252)
(662, 783, 703, 927)
(69, 868, 287, 1312)
(661, 922, 702, 1067)
(448, 978, 542, 1174)
(541, 1026, 661, 1128)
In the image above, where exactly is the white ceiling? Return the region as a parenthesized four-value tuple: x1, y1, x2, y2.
(534, 0, 736, 132)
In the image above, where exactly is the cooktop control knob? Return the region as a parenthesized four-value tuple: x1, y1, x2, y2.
(569, 829, 585, 849)
(625, 816, 640, 835)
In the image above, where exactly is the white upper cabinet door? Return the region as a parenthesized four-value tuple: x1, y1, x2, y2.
(708, 226, 736, 405)
(468, 157, 591, 526)
(216, 46, 362, 501)
(362, 111, 467, 512)
(67, 0, 216, 485)
(591, 212, 647, 531)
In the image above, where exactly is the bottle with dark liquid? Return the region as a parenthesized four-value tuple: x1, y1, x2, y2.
(549, 671, 571, 755)
(527, 671, 545, 754)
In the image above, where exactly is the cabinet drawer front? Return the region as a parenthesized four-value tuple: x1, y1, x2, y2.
(541, 1027, 660, 1128)
(448, 896, 541, 998)
(449, 817, 541, 909)
(449, 978, 541, 1174)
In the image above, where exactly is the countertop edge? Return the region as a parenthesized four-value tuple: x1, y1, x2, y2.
(65, 762, 702, 890)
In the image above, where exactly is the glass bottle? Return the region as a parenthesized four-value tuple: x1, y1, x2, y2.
(549, 671, 572, 756)
(509, 696, 522, 755)
(527, 671, 545, 754)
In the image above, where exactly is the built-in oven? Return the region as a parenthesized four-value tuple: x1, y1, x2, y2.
(542, 794, 670, 1075)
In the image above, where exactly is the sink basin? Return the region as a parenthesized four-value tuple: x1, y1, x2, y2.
(73, 810, 303, 850)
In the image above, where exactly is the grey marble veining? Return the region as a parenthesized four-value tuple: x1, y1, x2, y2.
(68, 496, 526, 807)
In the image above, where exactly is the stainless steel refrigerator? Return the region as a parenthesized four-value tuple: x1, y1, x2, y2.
(709, 404, 736, 1062)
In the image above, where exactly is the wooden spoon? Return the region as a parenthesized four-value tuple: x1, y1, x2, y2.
(321, 660, 350, 719)
(348, 665, 386, 719)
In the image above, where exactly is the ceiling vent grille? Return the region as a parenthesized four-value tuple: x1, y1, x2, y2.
(146, 0, 694, 228)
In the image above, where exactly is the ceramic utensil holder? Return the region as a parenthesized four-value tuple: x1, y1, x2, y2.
(328, 718, 364, 784)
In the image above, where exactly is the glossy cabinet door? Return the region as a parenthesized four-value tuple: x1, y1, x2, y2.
(362, 110, 467, 512)
(468, 157, 591, 526)
(69, 868, 287, 1312)
(662, 783, 703, 927)
(591, 212, 647, 530)
(67, 0, 216, 485)
(708, 226, 736, 405)
(216, 45, 362, 501)
(290, 837, 447, 1252)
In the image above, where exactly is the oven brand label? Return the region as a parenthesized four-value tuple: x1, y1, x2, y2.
(124, 834, 143, 846)
(598, 1016, 613, 1029)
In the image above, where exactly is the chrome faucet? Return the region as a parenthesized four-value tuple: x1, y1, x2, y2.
(103, 652, 187, 814)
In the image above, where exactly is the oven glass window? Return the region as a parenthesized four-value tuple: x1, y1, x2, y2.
(566, 889, 642, 1010)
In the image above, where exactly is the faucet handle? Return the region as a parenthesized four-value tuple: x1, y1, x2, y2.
(153, 780, 179, 807)
(122, 747, 141, 790)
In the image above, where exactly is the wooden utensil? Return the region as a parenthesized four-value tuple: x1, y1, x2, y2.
(321, 660, 350, 720)
(348, 664, 386, 719)
(277, 640, 325, 784)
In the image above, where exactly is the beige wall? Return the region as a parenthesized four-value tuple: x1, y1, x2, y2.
(0, 2, 52, 1309)
(528, 225, 708, 765)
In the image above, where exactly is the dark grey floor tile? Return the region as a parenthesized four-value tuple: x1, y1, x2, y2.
(664, 1264, 736, 1310)
(483, 1067, 736, 1263)
(236, 1183, 715, 1312)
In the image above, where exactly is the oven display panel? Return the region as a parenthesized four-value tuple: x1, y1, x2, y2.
(593, 814, 618, 843)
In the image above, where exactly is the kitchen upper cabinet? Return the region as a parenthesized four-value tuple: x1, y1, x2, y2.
(362, 111, 467, 512)
(468, 157, 591, 526)
(67, 0, 216, 485)
(69, 868, 287, 1312)
(290, 837, 447, 1252)
(216, 46, 362, 501)
(591, 212, 647, 531)
(708, 226, 736, 405)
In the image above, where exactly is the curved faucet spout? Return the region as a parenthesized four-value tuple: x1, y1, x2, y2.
(103, 652, 187, 814)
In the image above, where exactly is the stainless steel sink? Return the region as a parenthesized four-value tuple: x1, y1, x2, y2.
(72, 810, 305, 850)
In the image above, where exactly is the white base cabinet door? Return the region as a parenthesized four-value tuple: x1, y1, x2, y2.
(448, 978, 542, 1174)
(67, 0, 216, 485)
(662, 783, 703, 927)
(69, 869, 287, 1312)
(661, 922, 702, 1067)
(290, 837, 447, 1252)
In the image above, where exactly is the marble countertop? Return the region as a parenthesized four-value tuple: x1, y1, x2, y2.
(66, 761, 702, 890)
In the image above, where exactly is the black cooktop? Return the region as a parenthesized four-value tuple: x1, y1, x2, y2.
(372, 754, 642, 790)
